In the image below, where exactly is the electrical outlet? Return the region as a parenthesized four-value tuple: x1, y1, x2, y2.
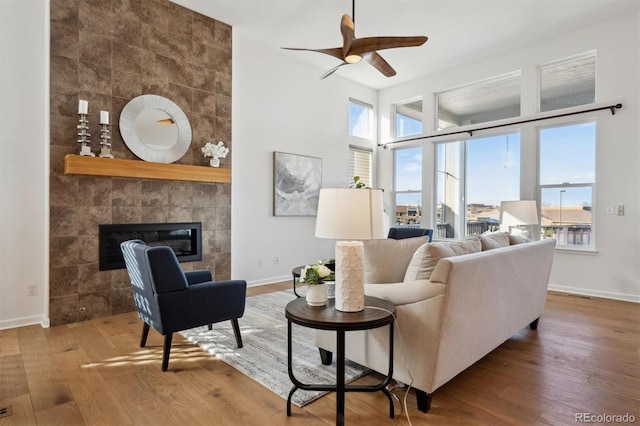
(606, 205, 615, 215)
(27, 285, 37, 296)
(273, 256, 279, 265)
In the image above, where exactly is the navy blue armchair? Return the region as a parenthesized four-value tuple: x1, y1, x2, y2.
(120, 239, 246, 371)
(388, 227, 433, 241)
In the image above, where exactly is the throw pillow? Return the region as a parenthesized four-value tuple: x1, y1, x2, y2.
(362, 235, 430, 284)
(508, 233, 532, 245)
(403, 236, 482, 282)
(479, 232, 510, 250)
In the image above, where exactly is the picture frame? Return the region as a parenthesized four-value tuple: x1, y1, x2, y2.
(273, 152, 322, 216)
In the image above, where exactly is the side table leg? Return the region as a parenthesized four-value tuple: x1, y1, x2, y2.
(336, 330, 345, 426)
(287, 320, 296, 416)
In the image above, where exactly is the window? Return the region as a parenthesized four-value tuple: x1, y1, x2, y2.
(436, 132, 521, 238)
(349, 99, 373, 139)
(394, 147, 422, 226)
(539, 53, 596, 113)
(349, 146, 372, 187)
(436, 72, 521, 130)
(539, 122, 595, 247)
(394, 99, 423, 137)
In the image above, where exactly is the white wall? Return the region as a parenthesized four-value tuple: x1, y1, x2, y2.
(0, 0, 50, 329)
(377, 12, 640, 302)
(231, 31, 377, 285)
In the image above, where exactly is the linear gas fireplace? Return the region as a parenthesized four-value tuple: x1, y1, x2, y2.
(99, 222, 202, 271)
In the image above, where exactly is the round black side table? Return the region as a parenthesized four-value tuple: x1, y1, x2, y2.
(285, 296, 396, 425)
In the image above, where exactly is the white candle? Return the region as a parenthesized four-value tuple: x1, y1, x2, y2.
(78, 99, 88, 115)
(100, 110, 109, 125)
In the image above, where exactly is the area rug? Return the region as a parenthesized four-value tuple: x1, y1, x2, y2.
(179, 290, 370, 407)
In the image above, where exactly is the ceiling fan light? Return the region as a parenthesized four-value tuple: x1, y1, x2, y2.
(345, 54, 362, 64)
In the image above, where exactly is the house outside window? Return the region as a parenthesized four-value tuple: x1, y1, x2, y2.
(539, 121, 595, 248)
(394, 147, 422, 226)
(349, 98, 373, 139)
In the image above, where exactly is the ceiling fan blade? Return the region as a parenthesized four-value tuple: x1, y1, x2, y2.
(363, 52, 396, 77)
(340, 14, 355, 57)
(320, 62, 348, 79)
(349, 36, 428, 56)
(281, 47, 344, 61)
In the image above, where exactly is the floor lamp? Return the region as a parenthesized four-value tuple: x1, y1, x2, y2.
(499, 200, 539, 238)
(315, 188, 385, 312)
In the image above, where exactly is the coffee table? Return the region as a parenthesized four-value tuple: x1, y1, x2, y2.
(285, 296, 395, 425)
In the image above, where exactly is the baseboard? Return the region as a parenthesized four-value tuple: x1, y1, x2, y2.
(248, 275, 291, 287)
(0, 314, 50, 330)
(548, 284, 640, 303)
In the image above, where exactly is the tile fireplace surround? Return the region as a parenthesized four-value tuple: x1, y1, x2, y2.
(49, 0, 232, 325)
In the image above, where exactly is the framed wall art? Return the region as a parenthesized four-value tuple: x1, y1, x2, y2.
(273, 152, 322, 216)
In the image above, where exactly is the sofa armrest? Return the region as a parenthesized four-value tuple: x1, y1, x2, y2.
(365, 280, 446, 306)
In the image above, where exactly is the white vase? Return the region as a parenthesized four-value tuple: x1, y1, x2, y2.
(209, 158, 220, 167)
(306, 283, 327, 306)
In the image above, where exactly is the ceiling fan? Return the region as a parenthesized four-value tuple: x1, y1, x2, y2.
(282, 0, 428, 79)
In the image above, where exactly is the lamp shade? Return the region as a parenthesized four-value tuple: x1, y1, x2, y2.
(500, 200, 539, 226)
(315, 188, 385, 240)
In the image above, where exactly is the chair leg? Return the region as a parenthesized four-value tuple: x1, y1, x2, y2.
(530, 317, 540, 330)
(140, 322, 150, 348)
(207, 324, 213, 330)
(231, 319, 243, 348)
(319, 348, 333, 365)
(162, 333, 173, 372)
(416, 389, 432, 413)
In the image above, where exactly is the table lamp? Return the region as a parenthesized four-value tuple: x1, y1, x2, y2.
(315, 188, 385, 312)
(500, 200, 539, 235)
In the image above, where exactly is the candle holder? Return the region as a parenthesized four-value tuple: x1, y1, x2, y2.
(99, 123, 114, 158)
(76, 113, 94, 156)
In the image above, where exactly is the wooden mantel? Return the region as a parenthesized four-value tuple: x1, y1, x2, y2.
(64, 154, 231, 183)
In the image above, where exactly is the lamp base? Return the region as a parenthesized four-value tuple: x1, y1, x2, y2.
(334, 241, 364, 312)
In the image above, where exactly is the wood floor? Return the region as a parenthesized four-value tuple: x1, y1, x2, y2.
(1, 283, 639, 425)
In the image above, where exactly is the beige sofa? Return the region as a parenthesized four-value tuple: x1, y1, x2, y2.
(315, 234, 556, 412)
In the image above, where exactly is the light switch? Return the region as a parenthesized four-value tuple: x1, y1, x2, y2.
(607, 205, 615, 215)
(616, 205, 624, 216)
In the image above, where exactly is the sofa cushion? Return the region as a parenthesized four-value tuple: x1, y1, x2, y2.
(404, 236, 482, 282)
(363, 235, 430, 284)
(479, 232, 510, 250)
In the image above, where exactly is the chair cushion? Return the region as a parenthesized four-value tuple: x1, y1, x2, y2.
(404, 236, 482, 282)
(363, 236, 430, 284)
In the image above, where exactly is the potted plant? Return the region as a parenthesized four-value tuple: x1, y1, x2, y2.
(201, 140, 229, 167)
(300, 261, 335, 306)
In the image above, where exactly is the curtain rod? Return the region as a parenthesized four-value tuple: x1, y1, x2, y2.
(379, 103, 623, 148)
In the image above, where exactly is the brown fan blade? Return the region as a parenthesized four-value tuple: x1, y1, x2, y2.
(340, 14, 355, 58)
(363, 52, 396, 77)
(349, 36, 428, 56)
(320, 62, 348, 80)
(281, 47, 344, 61)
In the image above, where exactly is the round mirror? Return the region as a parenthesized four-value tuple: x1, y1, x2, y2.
(119, 95, 191, 163)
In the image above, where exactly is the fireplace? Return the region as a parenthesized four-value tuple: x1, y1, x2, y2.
(99, 222, 202, 271)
